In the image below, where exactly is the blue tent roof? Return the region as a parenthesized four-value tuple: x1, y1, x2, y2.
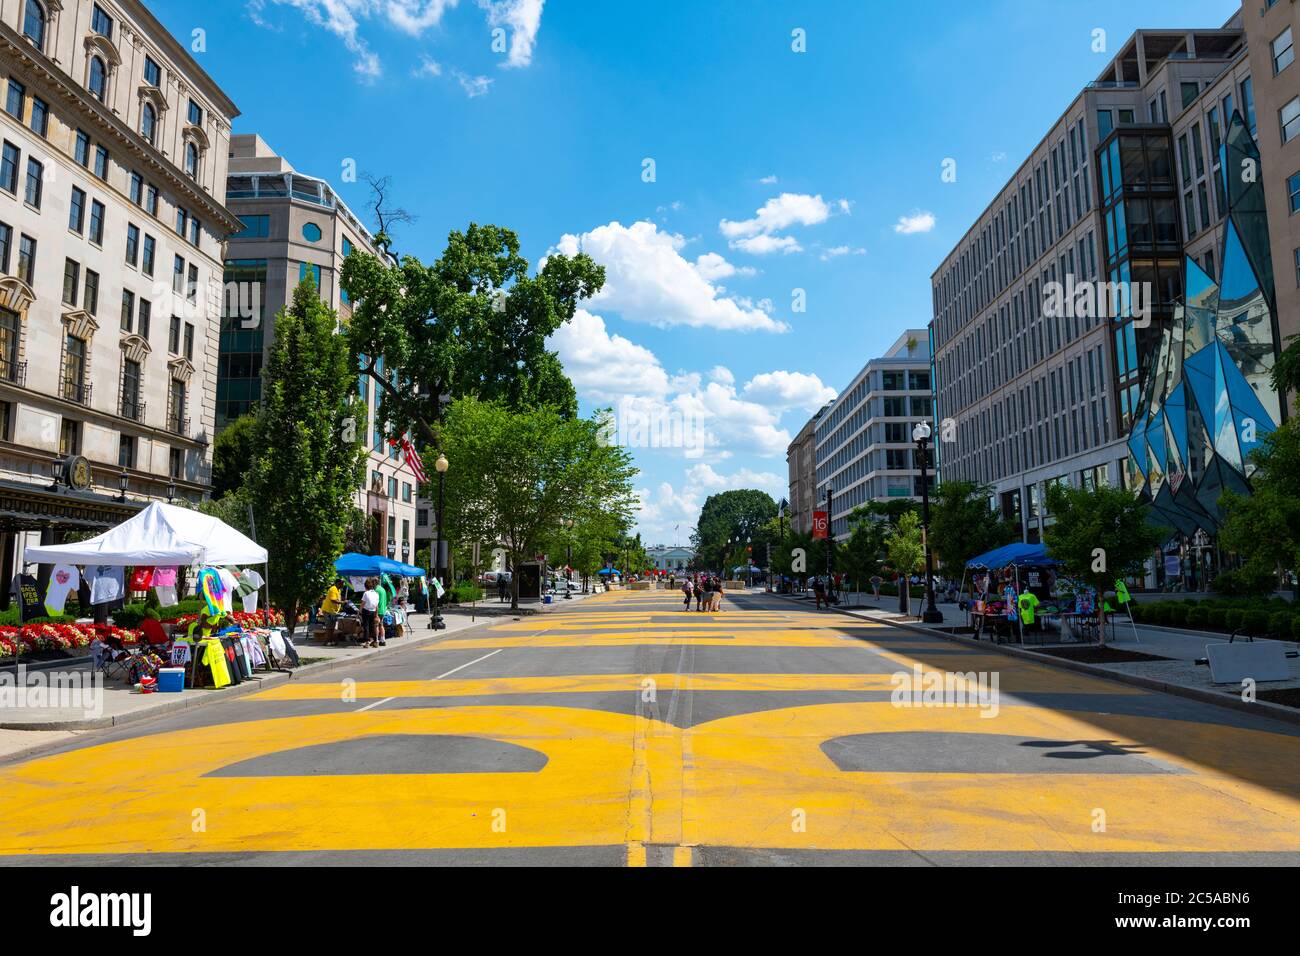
(334, 553, 426, 577)
(598, 567, 621, 575)
(965, 542, 1060, 570)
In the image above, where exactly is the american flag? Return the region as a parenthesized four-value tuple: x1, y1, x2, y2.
(399, 438, 427, 484)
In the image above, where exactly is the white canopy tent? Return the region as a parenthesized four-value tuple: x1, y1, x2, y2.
(23, 501, 267, 567)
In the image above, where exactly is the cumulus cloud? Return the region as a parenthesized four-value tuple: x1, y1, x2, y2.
(820, 245, 866, 260)
(894, 211, 937, 234)
(635, 465, 785, 542)
(758, 174, 778, 185)
(548, 310, 670, 402)
(477, 0, 545, 68)
(742, 371, 837, 413)
(411, 55, 443, 77)
(548, 221, 787, 333)
(719, 192, 847, 256)
(694, 252, 756, 282)
(454, 70, 493, 97)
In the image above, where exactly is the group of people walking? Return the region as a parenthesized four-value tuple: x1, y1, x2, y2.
(682, 576, 724, 612)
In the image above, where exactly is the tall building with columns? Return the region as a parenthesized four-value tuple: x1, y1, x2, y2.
(0, 0, 239, 606)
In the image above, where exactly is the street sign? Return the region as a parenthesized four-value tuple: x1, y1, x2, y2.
(812, 511, 828, 540)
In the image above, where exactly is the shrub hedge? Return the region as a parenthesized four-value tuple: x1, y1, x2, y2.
(1122, 599, 1297, 636)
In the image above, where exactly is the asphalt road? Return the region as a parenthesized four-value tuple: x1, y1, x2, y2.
(2, 588, 1300, 866)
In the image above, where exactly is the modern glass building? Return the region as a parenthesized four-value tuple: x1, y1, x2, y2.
(1126, 112, 1283, 552)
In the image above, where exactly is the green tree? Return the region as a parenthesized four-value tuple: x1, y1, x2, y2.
(211, 412, 258, 500)
(339, 223, 605, 446)
(929, 480, 1017, 575)
(245, 275, 366, 634)
(1042, 483, 1167, 598)
(1219, 418, 1300, 592)
(439, 398, 638, 609)
(886, 511, 926, 614)
(692, 489, 777, 571)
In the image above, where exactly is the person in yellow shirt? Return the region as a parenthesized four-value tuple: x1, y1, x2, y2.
(320, 578, 344, 642)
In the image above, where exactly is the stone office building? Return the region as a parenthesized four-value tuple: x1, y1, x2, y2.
(0, 0, 238, 605)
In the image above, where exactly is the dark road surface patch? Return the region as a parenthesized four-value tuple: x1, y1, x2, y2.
(205, 734, 548, 777)
(821, 731, 1187, 774)
(1027, 645, 1172, 664)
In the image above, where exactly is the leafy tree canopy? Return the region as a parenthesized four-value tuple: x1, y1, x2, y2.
(1042, 483, 1166, 594)
(692, 489, 777, 570)
(928, 480, 1017, 573)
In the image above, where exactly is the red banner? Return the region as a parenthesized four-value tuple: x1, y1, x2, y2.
(812, 511, 828, 540)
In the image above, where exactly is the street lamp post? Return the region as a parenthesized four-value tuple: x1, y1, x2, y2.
(825, 485, 834, 594)
(913, 421, 944, 624)
(432, 453, 449, 631)
(117, 468, 129, 503)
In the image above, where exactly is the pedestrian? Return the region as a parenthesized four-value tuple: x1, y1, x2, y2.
(709, 578, 723, 612)
(813, 576, 826, 610)
(696, 578, 707, 611)
(497, 574, 508, 603)
(360, 577, 381, 648)
(682, 577, 693, 611)
(870, 574, 883, 601)
(320, 577, 344, 644)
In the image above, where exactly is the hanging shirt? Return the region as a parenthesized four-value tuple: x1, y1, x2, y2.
(197, 568, 224, 616)
(44, 565, 81, 616)
(11, 574, 43, 622)
(1017, 591, 1040, 626)
(238, 569, 264, 612)
(150, 566, 179, 608)
(128, 566, 155, 591)
(89, 566, 124, 606)
(217, 568, 239, 612)
(198, 639, 231, 689)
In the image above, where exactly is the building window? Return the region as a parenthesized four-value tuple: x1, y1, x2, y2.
(83, 269, 98, 314)
(1275, 26, 1294, 74)
(168, 379, 186, 433)
(118, 435, 135, 468)
(89, 200, 105, 245)
(184, 142, 198, 179)
(59, 418, 80, 456)
(388, 476, 398, 499)
(142, 234, 155, 276)
(125, 223, 139, 265)
(75, 131, 91, 167)
(172, 255, 185, 294)
(1282, 96, 1300, 145)
(29, 97, 48, 137)
(188, 99, 202, 126)
(88, 56, 107, 102)
(187, 264, 198, 303)
(24, 158, 42, 208)
(93, 146, 108, 180)
(0, 307, 18, 385)
(62, 335, 86, 403)
(189, 217, 200, 246)
(5, 80, 24, 120)
(0, 142, 16, 194)
(0, 222, 9, 274)
(129, 171, 142, 205)
(143, 56, 161, 87)
(138, 298, 151, 339)
(145, 184, 158, 216)
(22, 0, 46, 51)
(140, 103, 157, 144)
(234, 215, 269, 239)
(62, 258, 79, 306)
(1097, 110, 1113, 137)
(183, 322, 193, 360)
(1180, 81, 1199, 109)
(1294, 247, 1300, 286)
(303, 222, 322, 242)
(402, 482, 412, 502)
(175, 207, 187, 237)
(17, 235, 35, 285)
(169, 447, 182, 479)
(91, 4, 113, 39)
(120, 289, 134, 332)
(1241, 76, 1256, 135)
(69, 187, 85, 232)
(121, 358, 141, 420)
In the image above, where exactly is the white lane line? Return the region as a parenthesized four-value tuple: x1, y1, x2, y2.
(435, 648, 503, 680)
(353, 648, 505, 713)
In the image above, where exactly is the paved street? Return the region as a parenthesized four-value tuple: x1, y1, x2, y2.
(2, 589, 1300, 866)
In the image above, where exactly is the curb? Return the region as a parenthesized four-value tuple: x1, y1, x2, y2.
(0, 612, 502, 737)
(748, 592, 1300, 729)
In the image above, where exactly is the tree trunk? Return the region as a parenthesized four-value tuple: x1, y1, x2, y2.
(510, 553, 520, 611)
(899, 581, 909, 616)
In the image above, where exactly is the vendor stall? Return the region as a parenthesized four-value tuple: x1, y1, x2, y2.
(22, 502, 277, 689)
(963, 543, 1064, 645)
(325, 553, 425, 645)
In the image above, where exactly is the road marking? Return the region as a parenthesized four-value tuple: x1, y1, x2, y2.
(626, 842, 646, 867)
(672, 845, 694, 867)
(435, 648, 503, 680)
(356, 696, 394, 713)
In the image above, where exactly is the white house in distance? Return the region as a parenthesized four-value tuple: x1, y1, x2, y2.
(647, 545, 694, 572)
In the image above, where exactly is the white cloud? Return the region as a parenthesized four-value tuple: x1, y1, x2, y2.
(720, 193, 839, 240)
(548, 310, 670, 402)
(759, 174, 778, 185)
(635, 465, 784, 542)
(685, 463, 784, 494)
(730, 234, 802, 256)
(548, 221, 787, 333)
(411, 55, 443, 77)
(454, 70, 493, 97)
(708, 366, 735, 386)
(477, 0, 545, 68)
(742, 371, 837, 413)
(694, 252, 756, 282)
(820, 244, 866, 261)
(893, 211, 936, 234)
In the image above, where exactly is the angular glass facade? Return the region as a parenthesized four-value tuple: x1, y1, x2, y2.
(1125, 112, 1284, 536)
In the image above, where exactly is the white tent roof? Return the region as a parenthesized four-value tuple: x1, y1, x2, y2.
(23, 501, 268, 567)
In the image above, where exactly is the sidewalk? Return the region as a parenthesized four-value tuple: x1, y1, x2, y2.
(0, 603, 510, 753)
(752, 589, 1300, 725)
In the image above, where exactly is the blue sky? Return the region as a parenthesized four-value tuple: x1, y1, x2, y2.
(162, 0, 1235, 543)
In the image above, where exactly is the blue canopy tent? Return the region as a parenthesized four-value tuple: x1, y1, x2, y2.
(597, 567, 621, 576)
(964, 543, 1061, 570)
(334, 553, 426, 577)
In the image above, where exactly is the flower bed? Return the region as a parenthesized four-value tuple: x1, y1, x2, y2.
(162, 608, 289, 629)
(0, 623, 143, 660)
